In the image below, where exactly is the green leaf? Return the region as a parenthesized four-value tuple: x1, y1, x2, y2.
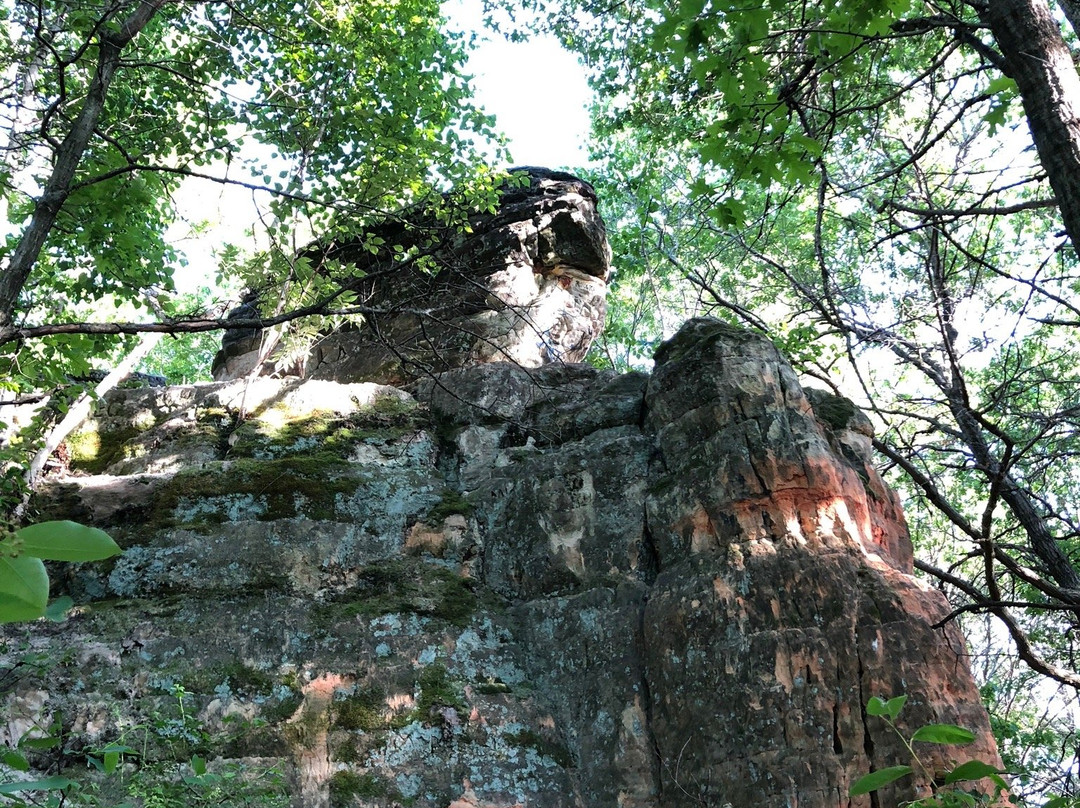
(0, 556, 49, 623)
(1043, 797, 1076, 808)
(911, 724, 976, 745)
(14, 521, 121, 562)
(19, 736, 60, 751)
(866, 694, 907, 721)
(0, 777, 76, 795)
(103, 750, 120, 773)
(943, 759, 1003, 784)
(191, 754, 207, 776)
(44, 597, 73, 622)
(849, 765, 913, 795)
(2, 749, 29, 771)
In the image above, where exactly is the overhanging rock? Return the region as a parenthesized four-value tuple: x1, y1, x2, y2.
(212, 168, 611, 385)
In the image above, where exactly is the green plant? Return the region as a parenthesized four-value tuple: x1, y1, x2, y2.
(0, 682, 289, 807)
(850, 695, 1010, 806)
(0, 520, 121, 623)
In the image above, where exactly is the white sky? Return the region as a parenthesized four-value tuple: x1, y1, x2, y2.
(447, 0, 594, 169)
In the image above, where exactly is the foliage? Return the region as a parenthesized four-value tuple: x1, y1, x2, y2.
(506, 0, 1080, 794)
(0, 0, 507, 514)
(529, 0, 1080, 698)
(0, 682, 288, 807)
(135, 288, 225, 384)
(852, 694, 1011, 806)
(0, 521, 120, 623)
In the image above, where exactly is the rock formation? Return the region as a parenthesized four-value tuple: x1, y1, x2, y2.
(212, 168, 610, 385)
(3, 172, 1004, 808)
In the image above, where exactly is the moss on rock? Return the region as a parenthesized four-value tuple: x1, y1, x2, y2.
(228, 396, 428, 460)
(332, 684, 387, 732)
(151, 453, 358, 527)
(66, 424, 145, 474)
(423, 489, 473, 525)
(808, 392, 857, 431)
(315, 558, 478, 628)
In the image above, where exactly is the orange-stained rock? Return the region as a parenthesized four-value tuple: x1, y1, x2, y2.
(641, 318, 1002, 806)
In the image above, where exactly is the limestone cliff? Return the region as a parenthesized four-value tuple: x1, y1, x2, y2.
(3, 318, 1003, 808)
(2, 171, 1003, 808)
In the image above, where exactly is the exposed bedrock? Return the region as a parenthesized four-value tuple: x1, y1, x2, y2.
(212, 168, 611, 385)
(8, 318, 1002, 808)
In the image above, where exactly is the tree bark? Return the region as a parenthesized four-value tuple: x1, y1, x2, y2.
(0, 0, 168, 338)
(984, 0, 1080, 259)
(1054, 0, 1080, 40)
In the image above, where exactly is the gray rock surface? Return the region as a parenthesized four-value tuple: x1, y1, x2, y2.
(6, 319, 1003, 808)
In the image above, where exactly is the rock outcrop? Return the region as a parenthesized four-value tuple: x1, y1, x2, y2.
(212, 168, 610, 385)
(5, 316, 1004, 808)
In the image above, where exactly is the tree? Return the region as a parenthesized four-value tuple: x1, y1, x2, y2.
(0, 0, 504, 507)
(0, 0, 501, 356)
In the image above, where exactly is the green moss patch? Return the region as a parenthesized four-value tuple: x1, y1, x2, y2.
(423, 488, 473, 525)
(809, 392, 857, 431)
(387, 662, 465, 729)
(315, 558, 478, 627)
(229, 397, 428, 460)
(415, 663, 465, 716)
(152, 453, 358, 526)
(332, 685, 387, 732)
(329, 771, 401, 806)
(66, 425, 144, 474)
(504, 728, 575, 768)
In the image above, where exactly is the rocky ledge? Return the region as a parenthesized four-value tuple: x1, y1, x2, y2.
(6, 319, 1001, 808)
(212, 168, 611, 386)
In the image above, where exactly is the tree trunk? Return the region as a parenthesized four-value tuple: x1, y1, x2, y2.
(985, 0, 1080, 259)
(0, 0, 167, 338)
(1054, 0, 1080, 40)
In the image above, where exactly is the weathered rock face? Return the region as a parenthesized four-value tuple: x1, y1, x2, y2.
(5, 318, 1003, 808)
(212, 168, 611, 385)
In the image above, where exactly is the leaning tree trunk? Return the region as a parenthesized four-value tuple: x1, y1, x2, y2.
(984, 0, 1080, 260)
(0, 0, 167, 339)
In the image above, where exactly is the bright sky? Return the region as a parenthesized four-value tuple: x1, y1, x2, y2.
(446, 0, 594, 169)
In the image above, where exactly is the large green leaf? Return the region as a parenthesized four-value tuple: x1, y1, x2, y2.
(0, 776, 76, 794)
(849, 765, 913, 795)
(14, 521, 121, 562)
(944, 759, 1004, 783)
(0, 556, 49, 623)
(911, 724, 976, 745)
